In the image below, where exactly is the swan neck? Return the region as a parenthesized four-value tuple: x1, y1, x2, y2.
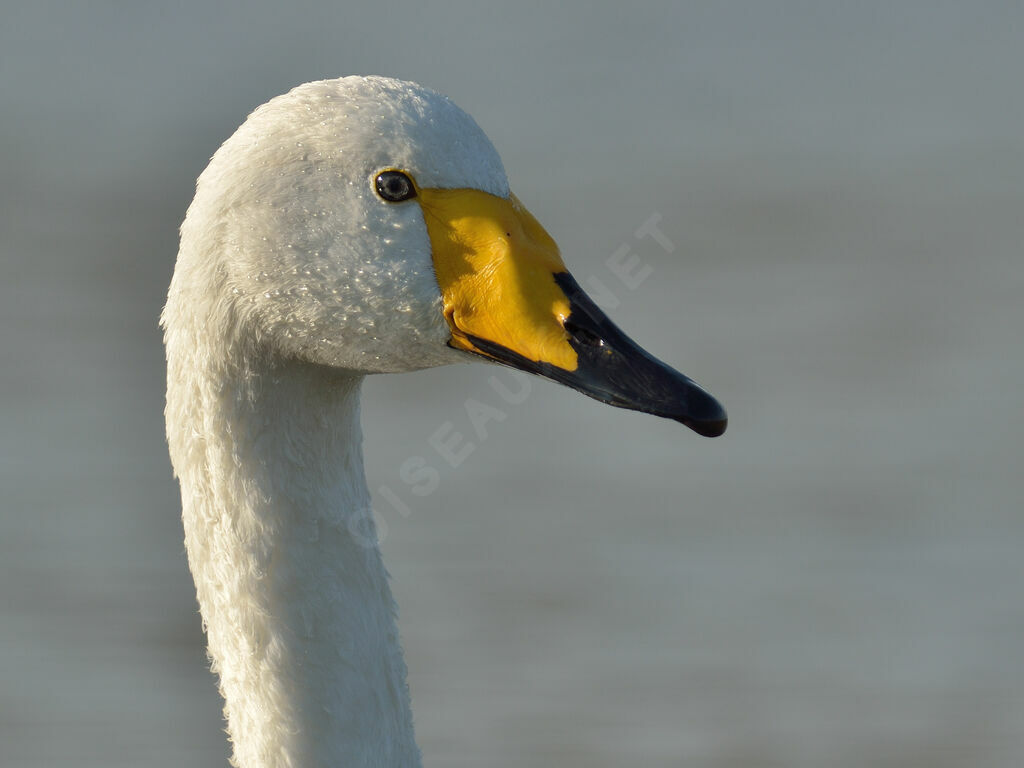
(168, 356, 420, 768)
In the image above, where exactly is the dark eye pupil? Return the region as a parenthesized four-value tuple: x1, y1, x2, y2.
(376, 171, 415, 202)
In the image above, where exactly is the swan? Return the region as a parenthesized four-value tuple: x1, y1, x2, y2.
(162, 75, 726, 768)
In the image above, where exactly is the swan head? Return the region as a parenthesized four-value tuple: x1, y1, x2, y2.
(168, 76, 726, 436)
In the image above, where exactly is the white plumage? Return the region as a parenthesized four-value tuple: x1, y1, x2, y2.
(164, 77, 497, 768)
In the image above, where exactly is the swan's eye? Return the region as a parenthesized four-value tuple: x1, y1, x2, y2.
(375, 170, 417, 202)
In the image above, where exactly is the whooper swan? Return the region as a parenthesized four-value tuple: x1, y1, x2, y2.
(162, 75, 726, 768)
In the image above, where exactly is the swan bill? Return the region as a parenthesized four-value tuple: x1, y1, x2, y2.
(420, 188, 727, 438)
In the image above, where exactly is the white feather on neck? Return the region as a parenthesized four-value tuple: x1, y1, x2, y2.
(165, 326, 421, 767)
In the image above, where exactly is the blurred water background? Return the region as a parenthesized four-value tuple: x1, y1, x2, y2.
(2, 2, 1022, 767)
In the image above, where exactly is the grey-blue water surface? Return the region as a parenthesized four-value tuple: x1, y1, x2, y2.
(2, 3, 1022, 766)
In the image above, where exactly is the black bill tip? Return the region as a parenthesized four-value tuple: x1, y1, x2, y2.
(673, 385, 728, 437)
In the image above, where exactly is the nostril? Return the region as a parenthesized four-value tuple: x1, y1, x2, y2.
(564, 319, 604, 348)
